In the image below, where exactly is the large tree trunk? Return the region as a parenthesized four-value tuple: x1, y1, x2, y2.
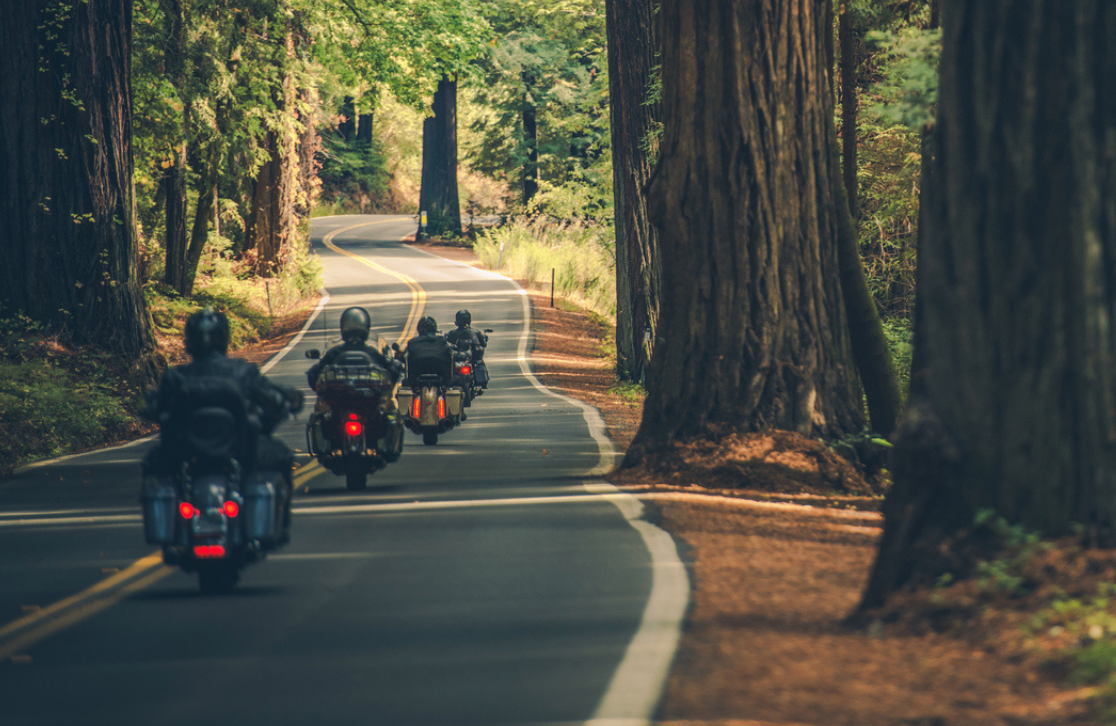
(162, 0, 190, 294)
(838, 1, 860, 219)
(860, 0, 1116, 609)
(607, 0, 662, 383)
(521, 101, 539, 208)
(623, 0, 866, 466)
(417, 76, 462, 238)
(0, 0, 152, 357)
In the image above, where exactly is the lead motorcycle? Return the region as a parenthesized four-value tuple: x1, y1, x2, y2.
(140, 378, 302, 594)
(450, 328, 493, 411)
(304, 349, 404, 489)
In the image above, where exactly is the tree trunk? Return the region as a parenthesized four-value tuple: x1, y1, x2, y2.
(860, 0, 1116, 609)
(623, 0, 866, 466)
(0, 0, 152, 358)
(245, 130, 284, 273)
(417, 76, 462, 238)
(162, 0, 190, 294)
(838, 2, 859, 219)
(339, 95, 356, 140)
(607, 0, 662, 383)
(522, 96, 539, 207)
(357, 110, 373, 145)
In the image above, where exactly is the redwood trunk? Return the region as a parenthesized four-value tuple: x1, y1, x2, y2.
(624, 0, 865, 465)
(861, 0, 1116, 608)
(607, 0, 662, 383)
(418, 76, 462, 238)
(0, 0, 151, 356)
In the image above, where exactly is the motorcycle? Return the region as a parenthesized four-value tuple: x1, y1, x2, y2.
(304, 349, 404, 490)
(450, 328, 493, 412)
(396, 373, 463, 446)
(140, 379, 301, 594)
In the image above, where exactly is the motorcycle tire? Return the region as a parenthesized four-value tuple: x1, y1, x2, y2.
(422, 431, 438, 446)
(345, 470, 367, 491)
(197, 562, 239, 594)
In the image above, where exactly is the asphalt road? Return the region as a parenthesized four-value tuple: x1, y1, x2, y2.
(0, 215, 688, 726)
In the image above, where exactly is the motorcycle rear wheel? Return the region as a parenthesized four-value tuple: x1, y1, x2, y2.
(422, 431, 438, 446)
(197, 562, 239, 594)
(346, 470, 368, 490)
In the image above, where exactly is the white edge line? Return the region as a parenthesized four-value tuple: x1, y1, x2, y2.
(404, 246, 689, 723)
(260, 294, 330, 374)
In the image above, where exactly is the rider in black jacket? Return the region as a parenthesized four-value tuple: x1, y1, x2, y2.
(403, 315, 453, 386)
(306, 307, 399, 388)
(445, 308, 489, 389)
(144, 308, 302, 479)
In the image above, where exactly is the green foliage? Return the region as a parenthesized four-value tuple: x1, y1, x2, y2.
(0, 309, 133, 472)
(971, 509, 1048, 596)
(316, 131, 391, 211)
(467, 0, 610, 211)
(865, 27, 942, 130)
(609, 380, 646, 405)
(882, 317, 913, 396)
(474, 217, 615, 320)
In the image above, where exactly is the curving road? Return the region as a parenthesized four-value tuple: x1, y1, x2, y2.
(0, 215, 688, 726)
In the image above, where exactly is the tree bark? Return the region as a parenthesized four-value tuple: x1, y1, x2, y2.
(607, 0, 662, 383)
(838, 2, 859, 219)
(0, 0, 152, 357)
(521, 94, 539, 207)
(162, 0, 190, 294)
(357, 110, 373, 145)
(417, 76, 462, 238)
(860, 0, 1116, 608)
(623, 0, 866, 466)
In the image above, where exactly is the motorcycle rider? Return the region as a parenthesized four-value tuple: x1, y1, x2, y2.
(445, 308, 489, 390)
(143, 308, 302, 532)
(306, 306, 400, 388)
(403, 315, 453, 386)
(306, 306, 404, 463)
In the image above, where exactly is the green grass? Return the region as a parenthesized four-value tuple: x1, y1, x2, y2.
(473, 217, 616, 321)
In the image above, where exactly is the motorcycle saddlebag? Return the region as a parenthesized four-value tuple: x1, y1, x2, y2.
(307, 414, 331, 456)
(243, 471, 284, 546)
(445, 388, 464, 418)
(141, 475, 178, 545)
(395, 389, 414, 417)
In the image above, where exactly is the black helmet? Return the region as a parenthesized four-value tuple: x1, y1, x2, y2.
(339, 307, 372, 344)
(184, 308, 230, 358)
(455, 309, 471, 327)
(417, 315, 438, 335)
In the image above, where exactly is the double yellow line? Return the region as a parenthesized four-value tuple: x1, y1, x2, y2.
(320, 218, 426, 345)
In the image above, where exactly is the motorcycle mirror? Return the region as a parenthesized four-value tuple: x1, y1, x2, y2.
(484, 329, 493, 333)
(306, 349, 321, 359)
(391, 342, 401, 351)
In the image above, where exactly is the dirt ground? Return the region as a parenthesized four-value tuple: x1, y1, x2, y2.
(249, 240, 1099, 726)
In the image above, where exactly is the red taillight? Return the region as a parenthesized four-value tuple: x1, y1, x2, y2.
(460, 364, 471, 376)
(223, 501, 239, 518)
(412, 397, 421, 418)
(193, 544, 226, 559)
(437, 397, 446, 419)
(179, 502, 196, 519)
(345, 415, 363, 436)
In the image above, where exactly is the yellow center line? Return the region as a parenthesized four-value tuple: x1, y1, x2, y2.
(320, 218, 426, 345)
(0, 566, 175, 661)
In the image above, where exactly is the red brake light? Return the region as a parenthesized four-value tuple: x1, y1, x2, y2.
(412, 397, 421, 418)
(193, 544, 226, 559)
(438, 397, 446, 419)
(345, 420, 363, 436)
(460, 365, 471, 376)
(223, 501, 239, 518)
(179, 502, 196, 519)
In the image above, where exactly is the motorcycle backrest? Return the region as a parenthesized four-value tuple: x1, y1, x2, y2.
(185, 406, 240, 462)
(335, 350, 375, 367)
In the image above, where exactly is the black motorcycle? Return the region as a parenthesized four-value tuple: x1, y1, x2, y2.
(140, 379, 301, 594)
(305, 349, 404, 490)
(450, 328, 493, 411)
